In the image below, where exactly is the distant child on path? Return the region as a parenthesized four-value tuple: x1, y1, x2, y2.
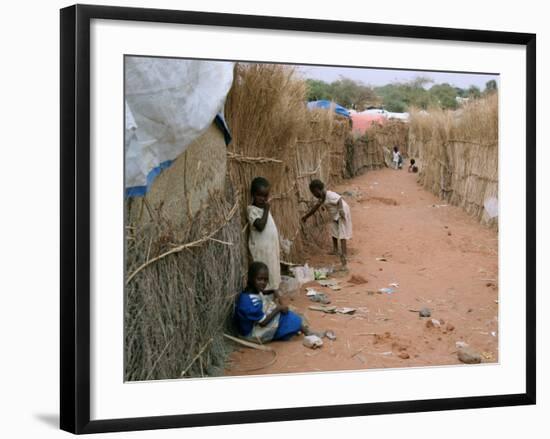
(301, 179, 352, 267)
(234, 262, 312, 343)
(408, 158, 419, 173)
(393, 146, 403, 169)
(247, 177, 280, 291)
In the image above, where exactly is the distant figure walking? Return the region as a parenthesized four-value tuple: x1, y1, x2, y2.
(408, 158, 419, 173)
(393, 146, 403, 169)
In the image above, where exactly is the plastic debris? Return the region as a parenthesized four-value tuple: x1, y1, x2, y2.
(324, 330, 337, 341)
(303, 335, 324, 349)
(318, 279, 338, 287)
(336, 307, 356, 315)
(291, 264, 315, 285)
(484, 197, 498, 219)
(278, 275, 299, 296)
(308, 305, 337, 314)
(308, 292, 331, 304)
(378, 287, 395, 294)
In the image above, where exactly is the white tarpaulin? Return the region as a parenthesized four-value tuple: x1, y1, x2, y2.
(125, 58, 234, 193)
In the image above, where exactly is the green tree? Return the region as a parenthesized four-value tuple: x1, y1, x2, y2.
(429, 83, 459, 109)
(467, 85, 481, 98)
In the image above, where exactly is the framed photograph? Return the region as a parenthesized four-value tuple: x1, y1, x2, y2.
(60, 4, 536, 434)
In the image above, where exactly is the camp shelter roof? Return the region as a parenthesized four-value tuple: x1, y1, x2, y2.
(307, 100, 351, 118)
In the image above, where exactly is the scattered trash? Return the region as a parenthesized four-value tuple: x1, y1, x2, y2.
(389, 282, 399, 288)
(414, 307, 431, 317)
(336, 307, 356, 315)
(457, 346, 482, 364)
(491, 331, 497, 337)
(308, 305, 337, 314)
(324, 330, 337, 341)
(291, 264, 315, 285)
(348, 274, 368, 285)
(305, 287, 319, 296)
(314, 267, 333, 280)
(303, 335, 324, 349)
(484, 197, 498, 219)
(308, 292, 331, 304)
(317, 279, 338, 287)
(455, 341, 468, 349)
(278, 275, 299, 296)
(328, 284, 342, 291)
(426, 318, 441, 328)
(378, 287, 395, 294)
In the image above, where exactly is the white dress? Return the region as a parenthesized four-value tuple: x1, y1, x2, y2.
(247, 205, 281, 290)
(324, 191, 353, 240)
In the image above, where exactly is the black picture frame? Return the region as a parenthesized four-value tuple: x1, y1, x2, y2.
(60, 4, 536, 434)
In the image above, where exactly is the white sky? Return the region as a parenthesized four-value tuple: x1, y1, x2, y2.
(296, 64, 499, 90)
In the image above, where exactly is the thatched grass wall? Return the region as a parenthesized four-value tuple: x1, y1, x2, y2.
(125, 124, 243, 381)
(346, 120, 409, 176)
(408, 94, 498, 225)
(225, 64, 350, 263)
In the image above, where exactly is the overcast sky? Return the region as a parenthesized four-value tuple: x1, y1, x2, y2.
(296, 65, 499, 90)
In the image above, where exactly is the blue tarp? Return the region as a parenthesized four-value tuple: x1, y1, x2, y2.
(307, 100, 350, 118)
(125, 113, 232, 198)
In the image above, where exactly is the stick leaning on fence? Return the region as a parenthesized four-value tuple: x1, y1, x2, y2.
(126, 201, 239, 285)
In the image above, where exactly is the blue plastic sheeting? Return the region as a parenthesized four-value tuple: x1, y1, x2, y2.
(307, 100, 350, 118)
(125, 160, 173, 198)
(125, 113, 232, 198)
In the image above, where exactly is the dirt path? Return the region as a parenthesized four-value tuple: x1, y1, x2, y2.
(226, 168, 498, 376)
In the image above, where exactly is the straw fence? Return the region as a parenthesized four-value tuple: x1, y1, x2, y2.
(408, 94, 498, 225)
(225, 63, 350, 264)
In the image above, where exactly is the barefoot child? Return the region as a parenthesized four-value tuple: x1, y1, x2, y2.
(301, 179, 352, 266)
(235, 262, 312, 343)
(393, 146, 403, 169)
(247, 177, 280, 292)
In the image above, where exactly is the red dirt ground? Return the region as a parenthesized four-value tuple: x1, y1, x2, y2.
(226, 168, 498, 376)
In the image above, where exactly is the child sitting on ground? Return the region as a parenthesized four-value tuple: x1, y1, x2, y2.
(408, 158, 419, 173)
(301, 179, 353, 267)
(392, 146, 403, 169)
(235, 262, 315, 343)
(247, 177, 280, 293)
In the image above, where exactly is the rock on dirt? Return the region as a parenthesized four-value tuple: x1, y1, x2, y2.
(426, 318, 441, 328)
(458, 346, 482, 364)
(398, 351, 410, 359)
(419, 307, 431, 317)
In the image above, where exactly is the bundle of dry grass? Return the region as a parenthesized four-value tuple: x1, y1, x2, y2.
(408, 94, 498, 225)
(346, 120, 409, 176)
(124, 124, 243, 381)
(225, 64, 350, 262)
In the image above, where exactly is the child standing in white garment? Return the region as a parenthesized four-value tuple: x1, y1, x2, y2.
(392, 146, 403, 169)
(247, 177, 281, 292)
(301, 179, 352, 267)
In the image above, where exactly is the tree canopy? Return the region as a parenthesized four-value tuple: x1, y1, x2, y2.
(304, 75, 496, 112)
